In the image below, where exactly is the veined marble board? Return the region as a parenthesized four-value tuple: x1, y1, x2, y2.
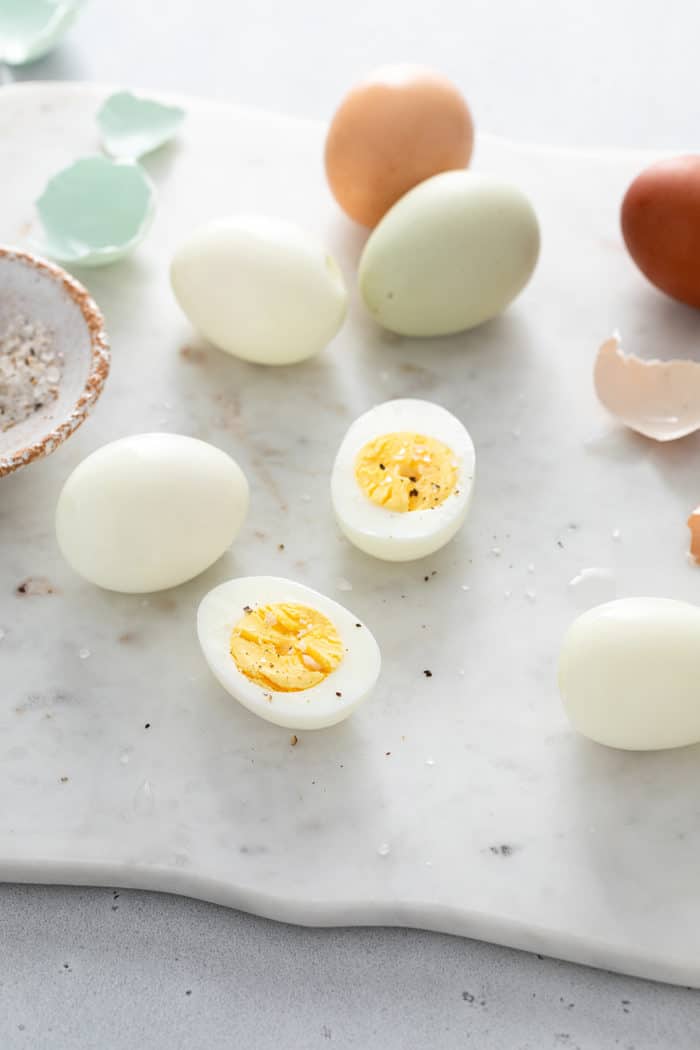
(2, 83, 700, 988)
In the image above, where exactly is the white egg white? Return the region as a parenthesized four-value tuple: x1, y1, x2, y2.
(331, 398, 475, 562)
(197, 576, 381, 730)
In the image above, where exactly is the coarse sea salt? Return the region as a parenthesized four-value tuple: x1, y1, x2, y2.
(0, 316, 62, 432)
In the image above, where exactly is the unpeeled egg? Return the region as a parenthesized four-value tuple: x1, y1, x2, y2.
(324, 65, 474, 228)
(621, 156, 700, 307)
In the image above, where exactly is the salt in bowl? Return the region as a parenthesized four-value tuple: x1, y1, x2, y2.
(0, 246, 109, 477)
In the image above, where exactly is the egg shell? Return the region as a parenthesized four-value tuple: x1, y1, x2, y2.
(324, 64, 474, 228)
(197, 576, 381, 730)
(37, 156, 156, 268)
(559, 597, 700, 751)
(358, 171, 540, 337)
(0, 0, 86, 66)
(688, 507, 700, 563)
(97, 90, 185, 160)
(594, 334, 700, 442)
(621, 156, 700, 307)
(170, 216, 347, 365)
(331, 398, 475, 562)
(56, 433, 249, 593)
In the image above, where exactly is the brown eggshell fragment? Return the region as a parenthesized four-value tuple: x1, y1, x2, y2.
(687, 508, 700, 563)
(594, 334, 700, 441)
(324, 65, 474, 228)
(621, 156, 700, 307)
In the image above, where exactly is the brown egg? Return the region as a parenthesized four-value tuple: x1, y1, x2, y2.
(325, 65, 474, 228)
(621, 156, 700, 307)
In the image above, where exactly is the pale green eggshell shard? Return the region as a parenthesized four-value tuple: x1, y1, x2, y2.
(97, 91, 186, 160)
(0, 0, 87, 65)
(36, 155, 156, 267)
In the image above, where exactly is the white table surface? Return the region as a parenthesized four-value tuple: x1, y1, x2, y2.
(4, 1, 700, 1046)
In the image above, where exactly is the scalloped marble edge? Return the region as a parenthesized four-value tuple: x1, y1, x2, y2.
(4, 80, 672, 162)
(1, 848, 696, 988)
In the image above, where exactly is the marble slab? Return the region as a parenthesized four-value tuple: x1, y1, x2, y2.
(2, 82, 700, 987)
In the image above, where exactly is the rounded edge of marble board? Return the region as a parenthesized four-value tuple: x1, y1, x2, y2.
(0, 79, 674, 164)
(0, 859, 696, 991)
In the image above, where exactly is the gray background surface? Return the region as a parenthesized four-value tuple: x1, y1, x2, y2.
(3, 1, 700, 1047)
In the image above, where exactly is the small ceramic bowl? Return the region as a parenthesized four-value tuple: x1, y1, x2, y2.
(0, 247, 109, 478)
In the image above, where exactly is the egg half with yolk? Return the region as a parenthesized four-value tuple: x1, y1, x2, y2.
(197, 576, 381, 729)
(331, 398, 475, 561)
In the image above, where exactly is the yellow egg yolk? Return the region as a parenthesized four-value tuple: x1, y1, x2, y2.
(230, 602, 344, 692)
(355, 431, 458, 512)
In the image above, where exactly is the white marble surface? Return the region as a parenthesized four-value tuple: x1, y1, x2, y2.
(3, 81, 700, 993)
(2, 4, 700, 1047)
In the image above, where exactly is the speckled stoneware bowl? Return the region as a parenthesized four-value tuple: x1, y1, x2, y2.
(0, 247, 109, 477)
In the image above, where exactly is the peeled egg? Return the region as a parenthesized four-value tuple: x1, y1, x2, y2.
(325, 64, 474, 228)
(331, 398, 475, 562)
(559, 598, 700, 750)
(359, 171, 540, 337)
(170, 216, 347, 365)
(197, 576, 381, 729)
(56, 433, 249, 593)
(621, 156, 700, 307)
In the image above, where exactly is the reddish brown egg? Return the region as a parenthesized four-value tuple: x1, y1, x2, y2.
(324, 65, 474, 228)
(621, 156, 700, 307)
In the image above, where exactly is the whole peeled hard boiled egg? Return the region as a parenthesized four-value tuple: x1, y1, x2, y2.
(359, 171, 540, 337)
(325, 64, 474, 228)
(197, 576, 381, 729)
(621, 156, 700, 307)
(331, 398, 475, 561)
(56, 433, 249, 593)
(559, 597, 700, 750)
(170, 216, 348, 364)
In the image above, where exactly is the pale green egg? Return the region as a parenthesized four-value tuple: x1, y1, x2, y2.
(0, 0, 87, 65)
(36, 156, 156, 267)
(97, 91, 185, 160)
(359, 171, 540, 337)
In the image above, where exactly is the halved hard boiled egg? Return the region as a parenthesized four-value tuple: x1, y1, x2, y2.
(331, 398, 475, 561)
(197, 576, 381, 729)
